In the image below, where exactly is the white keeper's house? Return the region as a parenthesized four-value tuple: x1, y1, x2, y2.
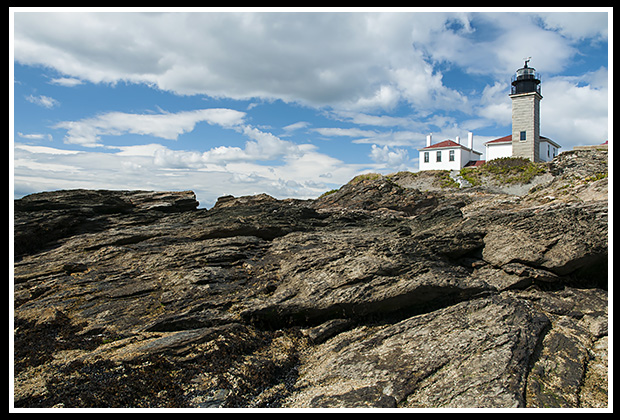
(419, 58, 561, 172)
(484, 134, 560, 162)
(418, 132, 483, 171)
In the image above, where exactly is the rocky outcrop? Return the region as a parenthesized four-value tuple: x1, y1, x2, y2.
(14, 190, 198, 259)
(12, 150, 608, 408)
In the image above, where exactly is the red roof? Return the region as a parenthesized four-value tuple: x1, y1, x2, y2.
(485, 135, 512, 145)
(464, 160, 486, 167)
(485, 134, 560, 148)
(419, 140, 464, 150)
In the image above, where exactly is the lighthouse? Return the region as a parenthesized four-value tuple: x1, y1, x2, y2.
(484, 58, 560, 162)
(510, 58, 543, 162)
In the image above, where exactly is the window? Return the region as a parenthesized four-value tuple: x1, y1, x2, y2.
(424, 151, 429, 163)
(436, 151, 442, 162)
(449, 150, 455, 161)
(520, 131, 527, 141)
(548, 144, 550, 157)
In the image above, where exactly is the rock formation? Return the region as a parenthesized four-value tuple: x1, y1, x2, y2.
(12, 149, 608, 408)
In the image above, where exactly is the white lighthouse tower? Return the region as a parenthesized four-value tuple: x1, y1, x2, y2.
(509, 58, 543, 162)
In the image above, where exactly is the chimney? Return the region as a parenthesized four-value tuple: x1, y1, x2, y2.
(426, 133, 432, 147)
(467, 132, 473, 150)
(455, 135, 460, 145)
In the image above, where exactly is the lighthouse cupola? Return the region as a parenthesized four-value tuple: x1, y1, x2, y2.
(511, 58, 541, 95)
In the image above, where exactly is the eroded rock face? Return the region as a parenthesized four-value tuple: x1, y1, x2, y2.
(285, 294, 550, 408)
(13, 151, 608, 408)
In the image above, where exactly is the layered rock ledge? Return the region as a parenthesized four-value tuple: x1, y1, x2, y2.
(13, 150, 608, 408)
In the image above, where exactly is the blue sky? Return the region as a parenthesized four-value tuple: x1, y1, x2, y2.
(11, 9, 610, 208)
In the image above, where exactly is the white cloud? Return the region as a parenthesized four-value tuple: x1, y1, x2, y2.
(54, 108, 247, 147)
(15, 144, 79, 155)
(418, 12, 601, 78)
(541, 72, 609, 148)
(25, 94, 59, 109)
(283, 121, 310, 132)
(352, 131, 422, 148)
(13, 12, 473, 112)
(241, 125, 304, 160)
(342, 84, 402, 111)
(17, 132, 53, 142)
(475, 81, 512, 126)
(536, 12, 608, 40)
(328, 110, 425, 131)
(369, 144, 410, 168)
(14, 158, 80, 173)
(13, 140, 366, 208)
(114, 143, 168, 157)
(312, 127, 379, 138)
(14, 11, 608, 114)
(50, 77, 83, 87)
(50, 104, 316, 168)
(152, 147, 207, 169)
(200, 146, 248, 165)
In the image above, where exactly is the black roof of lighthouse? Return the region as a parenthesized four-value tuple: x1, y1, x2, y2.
(511, 58, 541, 95)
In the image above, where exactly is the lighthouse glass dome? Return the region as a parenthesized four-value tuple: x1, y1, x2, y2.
(511, 63, 541, 95)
